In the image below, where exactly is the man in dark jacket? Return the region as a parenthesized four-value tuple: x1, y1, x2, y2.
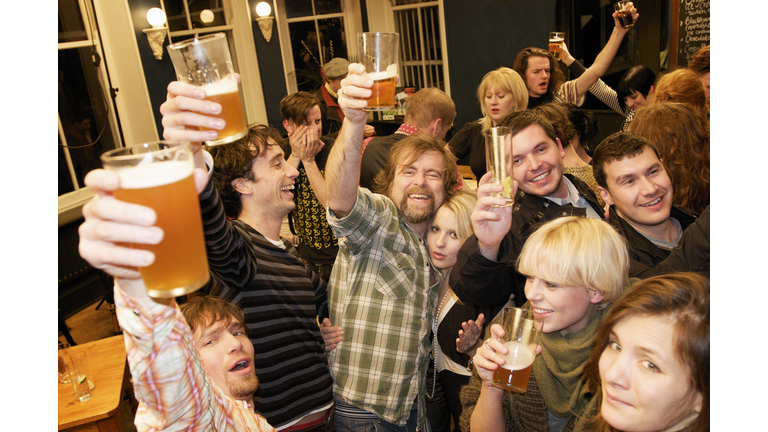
(592, 132, 700, 277)
(450, 110, 605, 310)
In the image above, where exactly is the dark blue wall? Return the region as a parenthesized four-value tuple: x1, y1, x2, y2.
(247, 0, 288, 129)
(443, 0, 556, 134)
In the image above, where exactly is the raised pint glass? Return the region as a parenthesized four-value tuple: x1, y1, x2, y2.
(491, 307, 542, 393)
(614, 1, 634, 29)
(484, 126, 514, 207)
(549, 32, 565, 60)
(167, 33, 248, 146)
(101, 142, 210, 298)
(358, 32, 399, 111)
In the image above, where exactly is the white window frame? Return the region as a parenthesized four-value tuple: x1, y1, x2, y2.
(274, 0, 363, 95)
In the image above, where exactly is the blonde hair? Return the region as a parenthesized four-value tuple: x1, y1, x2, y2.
(477, 67, 528, 133)
(516, 217, 628, 307)
(438, 189, 477, 242)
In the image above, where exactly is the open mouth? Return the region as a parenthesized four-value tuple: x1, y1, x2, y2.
(280, 184, 295, 192)
(408, 193, 430, 201)
(229, 359, 250, 372)
(530, 171, 550, 183)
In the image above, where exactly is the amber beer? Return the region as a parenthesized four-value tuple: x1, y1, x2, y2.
(548, 32, 564, 60)
(107, 144, 209, 298)
(614, 1, 634, 29)
(491, 341, 536, 393)
(199, 79, 248, 146)
(364, 67, 397, 110)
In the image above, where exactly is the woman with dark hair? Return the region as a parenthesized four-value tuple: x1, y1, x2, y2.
(628, 102, 710, 214)
(562, 102, 599, 164)
(582, 272, 709, 432)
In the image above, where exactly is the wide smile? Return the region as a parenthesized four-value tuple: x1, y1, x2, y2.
(532, 307, 553, 320)
(639, 196, 663, 208)
(280, 184, 295, 194)
(408, 193, 431, 203)
(529, 171, 550, 183)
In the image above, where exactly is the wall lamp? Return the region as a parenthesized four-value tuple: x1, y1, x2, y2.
(143, 7, 168, 60)
(255, 2, 274, 42)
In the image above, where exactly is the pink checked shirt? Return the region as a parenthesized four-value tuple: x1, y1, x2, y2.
(115, 287, 275, 432)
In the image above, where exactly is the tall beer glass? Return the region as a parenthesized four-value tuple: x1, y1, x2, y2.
(549, 32, 565, 60)
(101, 142, 210, 298)
(358, 32, 400, 111)
(491, 307, 542, 393)
(167, 33, 248, 146)
(484, 126, 514, 207)
(614, 1, 634, 29)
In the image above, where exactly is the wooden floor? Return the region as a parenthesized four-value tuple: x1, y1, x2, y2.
(59, 300, 138, 432)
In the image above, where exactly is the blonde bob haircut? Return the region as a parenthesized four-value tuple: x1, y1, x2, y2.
(516, 217, 628, 308)
(477, 67, 529, 133)
(437, 189, 478, 242)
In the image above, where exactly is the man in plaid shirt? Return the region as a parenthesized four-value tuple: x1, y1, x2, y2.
(324, 63, 460, 432)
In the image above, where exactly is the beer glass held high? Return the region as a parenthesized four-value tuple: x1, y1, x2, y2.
(491, 307, 542, 393)
(485, 126, 514, 207)
(358, 32, 400, 111)
(548, 32, 565, 60)
(168, 33, 248, 146)
(614, 0, 634, 29)
(101, 142, 210, 298)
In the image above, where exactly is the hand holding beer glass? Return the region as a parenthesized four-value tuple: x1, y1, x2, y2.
(614, 1, 635, 29)
(548, 32, 565, 60)
(484, 126, 514, 207)
(358, 32, 400, 111)
(489, 307, 542, 393)
(167, 33, 248, 146)
(100, 142, 210, 298)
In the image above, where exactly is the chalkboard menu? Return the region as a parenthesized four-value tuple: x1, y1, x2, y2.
(673, 0, 710, 68)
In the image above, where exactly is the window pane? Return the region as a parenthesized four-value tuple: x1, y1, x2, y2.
(289, 21, 323, 92)
(166, 1, 190, 32)
(58, 0, 87, 43)
(188, 0, 227, 29)
(59, 48, 118, 194)
(286, 0, 314, 19)
(394, 0, 427, 5)
(318, 18, 348, 63)
(315, 0, 342, 15)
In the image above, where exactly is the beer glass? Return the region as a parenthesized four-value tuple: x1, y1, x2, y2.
(491, 307, 542, 393)
(70, 352, 93, 402)
(484, 126, 514, 207)
(101, 142, 210, 298)
(358, 32, 400, 111)
(548, 32, 565, 60)
(167, 33, 248, 146)
(614, 1, 634, 29)
(58, 342, 71, 384)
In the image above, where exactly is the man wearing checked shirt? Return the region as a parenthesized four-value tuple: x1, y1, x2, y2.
(324, 62, 460, 432)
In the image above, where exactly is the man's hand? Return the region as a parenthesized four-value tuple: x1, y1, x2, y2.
(364, 124, 376, 138)
(471, 172, 516, 261)
(289, 126, 324, 163)
(338, 63, 373, 123)
(319, 318, 344, 352)
(558, 42, 576, 66)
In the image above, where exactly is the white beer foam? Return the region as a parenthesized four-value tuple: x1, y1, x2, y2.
(117, 160, 192, 189)
(549, 38, 563, 43)
(365, 64, 397, 81)
(499, 341, 535, 371)
(202, 78, 238, 96)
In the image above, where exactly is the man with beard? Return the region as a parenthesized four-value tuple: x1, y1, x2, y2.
(78, 255, 273, 430)
(592, 132, 699, 277)
(324, 63, 459, 431)
(512, 2, 639, 109)
(449, 110, 604, 315)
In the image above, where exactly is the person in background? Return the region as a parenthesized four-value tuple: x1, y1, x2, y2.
(462, 216, 629, 432)
(687, 45, 710, 109)
(532, 103, 604, 208)
(562, 102, 599, 164)
(280, 91, 338, 282)
(315, 57, 375, 138)
(425, 189, 488, 432)
(360, 87, 456, 190)
(628, 102, 710, 215)
(582, 272, 709, 432)
(446, 67, 528, 182)
(652, 68, 708, 119)
(513, 3, 639, 109)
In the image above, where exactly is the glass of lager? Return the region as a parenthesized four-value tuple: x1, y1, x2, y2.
(548, 32, 565, 60)
(484, 126, 514, 207)
(167, 33, 248, 146)
(491, 307, 542, 393)
(100, 142, 210, 298)
(614, 1, 634, 29)
(358, 32, 400, 111)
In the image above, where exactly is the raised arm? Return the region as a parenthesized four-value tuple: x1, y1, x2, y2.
(573, 3, 639, 98)
(325, 63, 373, 217)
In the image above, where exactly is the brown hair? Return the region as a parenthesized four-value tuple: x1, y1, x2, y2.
(654, 69, 708, 118)
(371, 133, 459, 200)
(512, 47, 565, 97)
(279, 91, 321, 124)
(498, 109, 558, 143)
(628, 102, 710, 213)
(180, 294, 248, 337)
(404, 87, 457, 130)
(687, 45, 710, 75)
(532, 103, 576, 148)
(583, 273, 710, 432)
(592, 132, 661, 189)
(209, 124, 285, 218)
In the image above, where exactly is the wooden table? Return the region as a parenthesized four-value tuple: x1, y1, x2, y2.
(58, 335, 128, 431)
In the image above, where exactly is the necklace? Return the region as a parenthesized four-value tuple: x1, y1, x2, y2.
(427, 287, 452, 399)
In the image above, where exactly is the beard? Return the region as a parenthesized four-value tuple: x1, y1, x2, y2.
(398, 187, 436, 224)
(225, 369, 260, 399)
